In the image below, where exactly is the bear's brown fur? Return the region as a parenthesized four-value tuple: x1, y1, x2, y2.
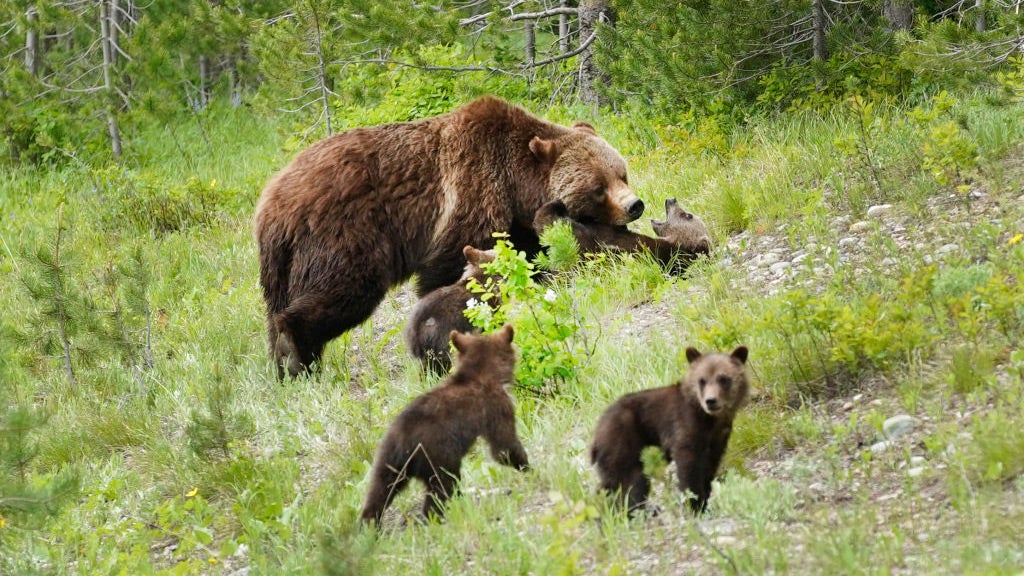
(255, 96, 642, 378)
(590, 346, 749, 515)
(361, 325, 529, 525)
(533, 197, 711, 273)
(404, 245, 497, 375)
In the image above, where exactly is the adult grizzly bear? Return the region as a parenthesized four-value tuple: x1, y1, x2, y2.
(404, 245, 497, 375)
(255, 97, 643, 378)
(533, 197, 711, 273)
(361, 325, 529, 525)
(590, 346, 749, 515)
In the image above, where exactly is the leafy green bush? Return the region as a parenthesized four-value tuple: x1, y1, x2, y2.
(465, 233, 589, 395)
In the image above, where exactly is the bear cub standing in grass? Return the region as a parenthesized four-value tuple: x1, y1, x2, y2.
(591, 346, 749, 515)
(361, 325, 529, 526)
(404, 245, 496, 375)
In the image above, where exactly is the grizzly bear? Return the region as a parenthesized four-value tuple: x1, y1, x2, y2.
(590, 346, 749, 515)
(255, 97, 643, 378)
(404, 245, 497, 375)
(533, 197, 711, 273)
(361, 325, 529, 525)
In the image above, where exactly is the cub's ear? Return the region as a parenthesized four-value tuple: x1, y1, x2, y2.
(529, 136, 560, 163)
(497, 323, 515, 343)
(450, 330, 467, 353)
(571, 121, 598, 136)
(463, 245, 483, 264)
(685, 347, 702, 364)
(731, 346, 749, 364)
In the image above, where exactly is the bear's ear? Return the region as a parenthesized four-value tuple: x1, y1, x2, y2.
(731, 346, 749, 364)
(685, 347, 702, 364)
(451, 330, 467, 353)
(529, 136, 560, 163)
(571, 121, 598, 136)
(497, 323, 514, 344)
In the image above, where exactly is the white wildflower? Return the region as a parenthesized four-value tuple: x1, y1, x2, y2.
(543, 289, 557, 303)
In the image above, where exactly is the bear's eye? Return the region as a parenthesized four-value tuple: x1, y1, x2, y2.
(698, 377, 707, 389)
(717, 375, 732, 388)
(592, 187, 606, 198)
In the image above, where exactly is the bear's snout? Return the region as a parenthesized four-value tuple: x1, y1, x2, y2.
(703, 396, 720, 413)
(626, 198, 645, 220)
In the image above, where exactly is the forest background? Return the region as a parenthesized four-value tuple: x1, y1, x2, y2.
(2, 1, 1024, 573)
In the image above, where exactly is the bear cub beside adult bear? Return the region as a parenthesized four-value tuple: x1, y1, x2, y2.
(590, 346, 749, 515)
(361, 325, 529, 526)
(534, 197, 711, 273)
(404, 245, 496, 375)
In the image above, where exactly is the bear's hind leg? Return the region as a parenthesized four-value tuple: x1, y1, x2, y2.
(276, 283, 388, 378)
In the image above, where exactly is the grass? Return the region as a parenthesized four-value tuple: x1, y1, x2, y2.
(1, 90, 1023, 574)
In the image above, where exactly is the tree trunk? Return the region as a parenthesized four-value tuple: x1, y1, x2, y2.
(812, 0, 828, 61)
(310, 6, 333, 137)
(578, 0, 614, 107)
(525, 22, 535, 63)
(26, 7, 39, 76)
(975, 0, 985, 34)
(100, 1, 122, 158)
(882, 0, 914, 32)
(559, 0, 570, 53)
(199, 55, 210, 109)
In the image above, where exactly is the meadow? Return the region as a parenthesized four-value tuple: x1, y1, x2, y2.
(1, 87, 1023, 574)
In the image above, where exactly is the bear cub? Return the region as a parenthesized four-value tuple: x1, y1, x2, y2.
(405, 245, 497, 374)
(533, 197, 711, 273)
(650, 197, 711, 255)
(590, 346, 749, 515)
(361, 325, 529, 526)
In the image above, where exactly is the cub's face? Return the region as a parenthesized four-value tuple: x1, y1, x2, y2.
(530, 124, 643, 226)
(684, 346, 749, 417)
(651, 198, 710, 247)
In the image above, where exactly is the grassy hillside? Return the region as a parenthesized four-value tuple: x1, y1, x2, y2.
(1, 90, 1023, 574)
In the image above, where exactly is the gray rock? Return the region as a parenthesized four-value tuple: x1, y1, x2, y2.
(870, 440, 893, 453)
(769, 261, 792, 274)
(867, 204, 894, 219)
(907, 467, 925, 478)
(838, 237, 858, 249)
(936, 243, 959, 256)
(849, 221, 873, 233)
(883, 415, 919, 440)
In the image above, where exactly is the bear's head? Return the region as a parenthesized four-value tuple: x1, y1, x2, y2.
(651, 197, 712, 252)
(530, 122, 643, 226)
(683, 346, 749, 417)
(460, 245, 497, 280)
(450, 324, 516, 385)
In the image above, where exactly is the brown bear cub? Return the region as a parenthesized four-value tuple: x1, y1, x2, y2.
(361, 325, 529, 526)
(533, 197, 711, 274)
(650, 197, 712, 256)
(590, 346, 749, 515)
(405, 245, 497, 374)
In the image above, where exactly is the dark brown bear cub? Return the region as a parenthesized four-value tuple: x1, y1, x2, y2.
(361, 325, 529, 526)
(404, 245, 496, 375)
(590, 346, 749, 515)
